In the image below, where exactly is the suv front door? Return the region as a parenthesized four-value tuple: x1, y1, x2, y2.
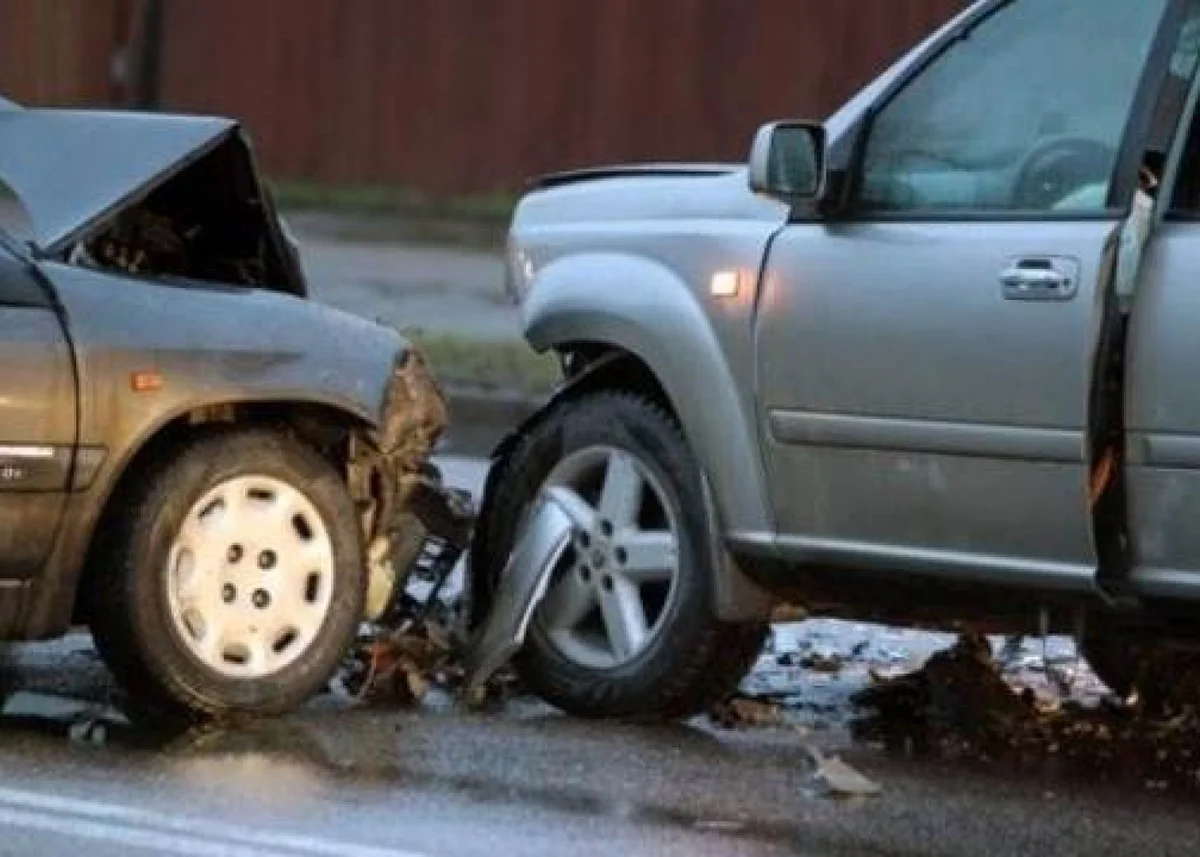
(755, 0, 1184, 587)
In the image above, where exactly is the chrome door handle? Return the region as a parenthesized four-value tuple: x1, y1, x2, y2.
(1000, 258, 1079, 301)
(1001, 267, 1065, 290)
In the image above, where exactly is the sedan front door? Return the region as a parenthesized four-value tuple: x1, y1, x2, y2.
(0, 238, 76, 581)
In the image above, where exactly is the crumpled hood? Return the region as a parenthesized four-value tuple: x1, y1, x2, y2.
(0, 106, 306, 296)
(0, 108, 238, 252)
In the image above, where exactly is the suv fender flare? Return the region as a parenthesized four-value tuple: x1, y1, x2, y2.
(522, 251, 775, 542)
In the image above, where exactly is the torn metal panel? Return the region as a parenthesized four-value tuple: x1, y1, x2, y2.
(349, 345, 473, 623)
(377, 347, 450, 472)
(462, 490, 576, 693)
(361, 346, 452, 539)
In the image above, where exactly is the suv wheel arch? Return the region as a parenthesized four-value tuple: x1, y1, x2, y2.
(471, 346, 776, 628)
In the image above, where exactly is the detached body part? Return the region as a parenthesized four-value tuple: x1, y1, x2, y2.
(0, 99, 465, 718)
(470, 0, 1200, 718)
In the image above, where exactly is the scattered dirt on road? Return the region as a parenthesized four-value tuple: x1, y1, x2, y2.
(339, 619, 518, 710)
(709, 697, 787, 729)
(851, 634, 1200, 792)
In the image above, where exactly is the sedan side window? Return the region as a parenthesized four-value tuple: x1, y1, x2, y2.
(0, 180, 44, 308)
(0, 177, 31, 246)
(856, 0, 1170, 215)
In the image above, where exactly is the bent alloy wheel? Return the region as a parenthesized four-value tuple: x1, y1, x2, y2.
(89, 430, 365, 719)
(478, 390, 767, 720)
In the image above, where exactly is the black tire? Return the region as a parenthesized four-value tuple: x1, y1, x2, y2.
(88, 429, 365, 719)
(1078, 624, 1140, 701)
(1080, 622, 1200, 716)
(478, 390, 767, 720)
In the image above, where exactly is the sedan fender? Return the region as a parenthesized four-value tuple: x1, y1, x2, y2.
(23, 262, 448, 637)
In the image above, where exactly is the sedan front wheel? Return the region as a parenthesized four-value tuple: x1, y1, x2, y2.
(89, 429, 365, 719)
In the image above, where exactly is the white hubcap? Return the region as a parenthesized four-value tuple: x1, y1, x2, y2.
(166, 476, 335, 679)
(535, 446, 681, 669)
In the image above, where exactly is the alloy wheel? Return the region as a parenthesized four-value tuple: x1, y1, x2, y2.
(534, 445, 682, 669)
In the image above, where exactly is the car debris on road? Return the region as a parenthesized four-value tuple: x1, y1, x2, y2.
(341, 486, 577, 706)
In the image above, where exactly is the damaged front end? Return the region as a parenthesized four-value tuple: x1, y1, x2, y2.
(0, 107, 475, 626)
(348, 347, 474, 631)
(340, 348, 574, 700)
(65, 131, 306, 296)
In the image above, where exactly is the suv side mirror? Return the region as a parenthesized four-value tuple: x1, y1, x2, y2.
(748, 121, 825, 201)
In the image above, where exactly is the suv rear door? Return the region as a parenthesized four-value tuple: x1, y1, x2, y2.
(1126, 26, 1200, 599)
(755, 0, 1188, 588)
(0, 200, 76, 581)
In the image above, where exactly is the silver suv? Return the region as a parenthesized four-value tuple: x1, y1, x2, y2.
(473, 0, 1200, 718)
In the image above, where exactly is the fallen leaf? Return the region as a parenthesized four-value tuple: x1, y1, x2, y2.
(808, 753, 881, 798)
(710, 696, 785, 729)
(771, 604, 808, 623)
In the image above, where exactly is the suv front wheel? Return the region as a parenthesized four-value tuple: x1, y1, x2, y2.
(479, 390, 767, 720)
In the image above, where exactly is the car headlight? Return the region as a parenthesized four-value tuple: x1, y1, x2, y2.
(504, 235, 536, 304)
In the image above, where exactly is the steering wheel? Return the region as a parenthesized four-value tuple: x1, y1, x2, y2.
(1011, 137, 1115, 210)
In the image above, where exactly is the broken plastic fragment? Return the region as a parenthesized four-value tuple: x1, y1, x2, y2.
(460, 491, 576, 694)
(804, 745, 881, 799)
(813, 755, 882, 797)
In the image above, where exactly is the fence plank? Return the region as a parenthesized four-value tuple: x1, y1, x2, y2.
(0, 0, 964, 193)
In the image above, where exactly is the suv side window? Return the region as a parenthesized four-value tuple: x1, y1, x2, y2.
(1171, 119, 1200, 215)
(1157, 13, 1200, 214)
(856, 0, 1170, 215)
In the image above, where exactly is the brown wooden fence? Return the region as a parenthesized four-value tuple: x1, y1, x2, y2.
(0, 0, 132, 106)
(0, 0, 963, 194)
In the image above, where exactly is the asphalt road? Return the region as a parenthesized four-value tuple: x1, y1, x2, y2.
(4, 459, 1200, 857)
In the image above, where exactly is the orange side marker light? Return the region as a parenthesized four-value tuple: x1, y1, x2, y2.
(131, 371, 164, 393)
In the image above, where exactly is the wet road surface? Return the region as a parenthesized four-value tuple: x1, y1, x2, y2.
(4, 677, 1200, 857)
(3, 458, 1200, 856)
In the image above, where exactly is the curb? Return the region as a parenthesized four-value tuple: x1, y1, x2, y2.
(442, 387, 545, 458)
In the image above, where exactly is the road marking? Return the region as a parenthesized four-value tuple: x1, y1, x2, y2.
(0, 786, 435, 857)
(0, 804, 267, 857)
